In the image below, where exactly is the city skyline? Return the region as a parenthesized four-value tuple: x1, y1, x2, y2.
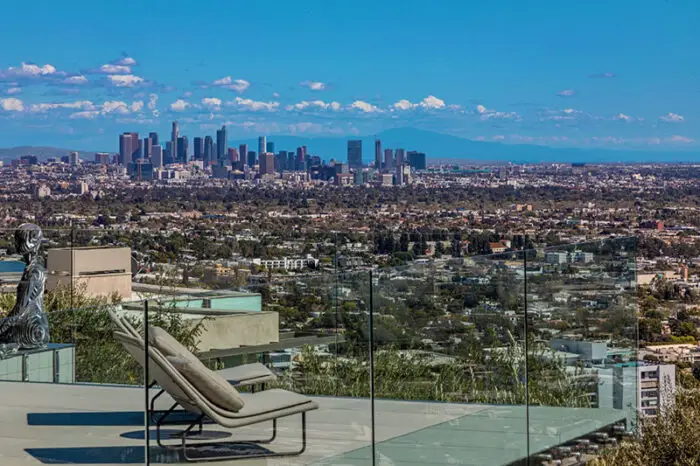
(0, 0, 698, 154)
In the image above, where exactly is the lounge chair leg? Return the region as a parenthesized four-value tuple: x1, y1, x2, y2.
(156, 402, 192, 450)
(180, 412, 307, 462)
(149, 388, 166, 423)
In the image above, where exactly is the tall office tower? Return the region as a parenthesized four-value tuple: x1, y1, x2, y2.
(216, 125, 227, 162)
(118, 134, 130, 165)
(247, 150, 257, 167)
(266, 141, 275, 154)
(395, 148, 406, 167)
(133, 140, 144, 162)
(407, 151, 426, 170)
(165, 141, 173, 164)
(94, 152, 110, 164)
(347, 140, 362, 169)
(149, 132, 159, 146)
(152, 145, 164, 168)
(177, 136, 188, 163)
(260, 152, 275, 175)
(277, 151, 288, 171)
(258, 136, 267, 156)
(193, 137, 204, 160)
(374, 139, 382, 170)
(203, 136, 214, 166)
(239, 144, 248, 166)
(287, 152, 295, 171)
(228, 147, 238, 165)
(384, 148, 394, 170)
(295, 146, 306, 171)
(171, 121, 179, 165)
(142, 137, 152, 160)
(69, 152, 80, 166)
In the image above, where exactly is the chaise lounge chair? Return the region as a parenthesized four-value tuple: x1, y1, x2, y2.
(107, 309, 277, 416)
(114, 331, 318, 462)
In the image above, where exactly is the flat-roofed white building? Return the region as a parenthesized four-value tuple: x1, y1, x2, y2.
(46, 247, 132, 299)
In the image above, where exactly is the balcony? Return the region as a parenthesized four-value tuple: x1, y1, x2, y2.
(0, 230, 640, 465)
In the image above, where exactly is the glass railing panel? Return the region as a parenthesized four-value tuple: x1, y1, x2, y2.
(524, 236, 639, 462)
(0, 227, 147, 464)
(145, 268, 373, 465)
(371, 252, 528, 466)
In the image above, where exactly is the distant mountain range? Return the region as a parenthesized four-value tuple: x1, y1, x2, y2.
(1, 128, 697, 164)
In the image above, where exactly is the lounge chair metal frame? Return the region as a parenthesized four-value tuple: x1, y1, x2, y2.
(155, 401, 309, 462)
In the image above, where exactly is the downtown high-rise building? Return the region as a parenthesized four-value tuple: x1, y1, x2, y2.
(239, 144, 248, 167)
(165, 141, 173, 164)
(171, 121, 179, 165)
(258, 136, 266, 156)
(142, 137, 152, 160)
(347, 140, 362, 169)
(228, 147, 238, 165)
(193, 137, 204, 160)
(266, 141, 275, 154)
(203, 136, 214, 166)
(247, 151, 257, 167)
(118, 132, 139, 165)
(152, 145, 163, 168)
(407, 151, 426, 170)
(149, 132, 159, 146)
(259, 152, 275, 175)
(384, 148, 394, 170)
(177, 136, 188, 163)
(216, 125, 227, 163)
(374, 139, 382, 170)
(395, 148, 406, 167)
(295, 146, 306, 171)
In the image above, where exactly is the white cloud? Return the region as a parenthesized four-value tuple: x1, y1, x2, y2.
(107, 74, 144, 87)
(614, 113, 633, 122)
(286, 100, 342, 111)
(392, 95, 448, 111)
(666, 135, 693, 143)
(212, 76, 250, 92)
(556, 89, 576, 97)
(29, 100, 95, 112)
(300, 80, 325, 91)
(228, 97, 279, 111)
(0, 98, 23, 111)
(148, 93, 159, 117)
(6, 87, 21, 95)
(130, 101, 144, 112)
(660, 112, 684, 122)
(63, 75, 88, 85)
(350, 100, 381, 113)
(69, 110, 99, 120)
(202, 97, 222, 109)
(101, 101, 130, 114)
(170, 99, 191, 112)
(1, 62, 58, 79)
(114, 56, 137, 66)
(272, 92, 280, 98)
(476, 104, 518, 120)
(99, 64, 131, 74)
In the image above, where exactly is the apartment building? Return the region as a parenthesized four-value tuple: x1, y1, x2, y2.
(614, 363, 676, 418)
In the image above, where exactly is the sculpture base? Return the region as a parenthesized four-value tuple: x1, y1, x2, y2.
(0, 343, 74, 383)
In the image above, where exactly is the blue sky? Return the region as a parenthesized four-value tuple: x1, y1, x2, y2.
(0, 0, 698, 152)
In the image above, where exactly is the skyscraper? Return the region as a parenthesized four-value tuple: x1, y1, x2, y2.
(266, 141, 275, 154)
(149, 132, 159, 146)
(228, 147, 238, 165)
(239, 144, 248, 167)
(216, 125, 227, 163)
(247, 151, 257, 167)
(374, 139, 382, 170)
(260, 152, 275, 175)
(203, 136, 214, 166)
(407, 151, 426, 170)
(395, 148, 406, 167)
(295, 146, 306, 171)
(258, 136, 266, 156)
(165, 141, 173, 164)
(152, 145, 163, 168)
(193, 137, 204, 160)
(171, 121, 179, 166)
(177, 136, 188, 163)
(384, 148, 394, 170)
(347, 140, 362, 169)
(118, 132, 139, 165)
(142, 137, 152, 160)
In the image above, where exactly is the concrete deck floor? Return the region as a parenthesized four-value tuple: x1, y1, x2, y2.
(0, 381, 626, 466)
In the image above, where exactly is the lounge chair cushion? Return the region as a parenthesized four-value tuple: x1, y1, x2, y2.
(167, 355, 245, 412)
(148, 326, 199, 365)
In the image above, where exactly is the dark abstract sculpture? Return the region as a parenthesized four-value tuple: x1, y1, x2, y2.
(0, 224, 50, 358)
